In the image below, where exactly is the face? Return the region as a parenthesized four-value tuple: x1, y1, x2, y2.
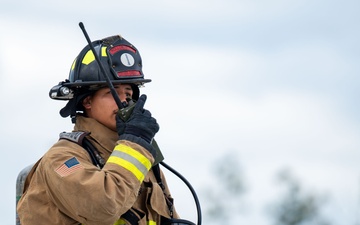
(82, 84, 133, 131)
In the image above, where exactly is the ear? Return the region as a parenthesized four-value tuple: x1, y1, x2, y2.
(82, 96, 92, 110)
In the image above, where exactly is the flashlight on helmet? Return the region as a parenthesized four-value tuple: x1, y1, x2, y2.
(49, 83, 74, 100)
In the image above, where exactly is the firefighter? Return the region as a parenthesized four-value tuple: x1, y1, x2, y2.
(17, 35, 180, 225)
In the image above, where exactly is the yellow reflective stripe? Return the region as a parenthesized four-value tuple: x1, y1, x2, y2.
(147, 221, 157, 225)
(114, 144, 152, 170)
(81, 47, 107, 65)
(113, 218, 126, 225)
(71, 58, 76, 70)
(110, 157, 146, 181)
(108, 144, 151, 182)
(82, 50, 95, 65)
(101, 46, 107, 56)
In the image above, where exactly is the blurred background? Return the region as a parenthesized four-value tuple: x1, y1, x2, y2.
(1, 0, 359, 224)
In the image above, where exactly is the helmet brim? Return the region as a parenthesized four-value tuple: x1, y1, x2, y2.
(62, 78, 151, 89)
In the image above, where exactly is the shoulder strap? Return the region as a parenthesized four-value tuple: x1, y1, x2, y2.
(59, 131, 89, 144)
(59, 131, 104, 168)
(152, 164, 165, 191)
(152, 164, 174, 218)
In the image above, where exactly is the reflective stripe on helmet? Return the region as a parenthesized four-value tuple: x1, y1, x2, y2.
(71, 58, 76, 71)
(107, 144, 151, 182)
(101, 46, 108, 57)
(110, 45, 136, 54)
(82, 47, 108, 65)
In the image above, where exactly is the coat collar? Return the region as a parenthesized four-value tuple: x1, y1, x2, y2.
(73, 116, 118, 155)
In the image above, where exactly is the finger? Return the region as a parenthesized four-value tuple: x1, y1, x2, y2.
(134, 94, 147, 112)
(151, 118, 160, 133)
(143, 109, 152, 117)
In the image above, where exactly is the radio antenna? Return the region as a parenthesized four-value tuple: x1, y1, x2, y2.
(78, 22, 124, 109)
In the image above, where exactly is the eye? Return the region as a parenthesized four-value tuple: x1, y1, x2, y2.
(124, 86, 133, 98)
(125, 91, 132, 98)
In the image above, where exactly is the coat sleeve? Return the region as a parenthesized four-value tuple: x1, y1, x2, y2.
(42, 139, 154, 225)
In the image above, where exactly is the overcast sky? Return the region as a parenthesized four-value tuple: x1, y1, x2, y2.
(1, 0, 360, 224)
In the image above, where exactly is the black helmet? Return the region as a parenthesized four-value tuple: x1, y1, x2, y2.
(49, 35, 150, 122)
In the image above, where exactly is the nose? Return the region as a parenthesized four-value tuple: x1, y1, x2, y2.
(119, 95, 127, 103)
(116, 90, 129, 101)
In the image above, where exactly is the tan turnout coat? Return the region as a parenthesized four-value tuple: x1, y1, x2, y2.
(17, 116, 178, 225)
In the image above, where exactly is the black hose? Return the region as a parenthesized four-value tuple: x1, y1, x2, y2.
(160, 161, 202, 225)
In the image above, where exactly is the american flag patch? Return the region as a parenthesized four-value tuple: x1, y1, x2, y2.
(55, 157, 83, 177)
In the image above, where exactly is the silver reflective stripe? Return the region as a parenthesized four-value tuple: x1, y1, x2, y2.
(111, 150, 148, 176)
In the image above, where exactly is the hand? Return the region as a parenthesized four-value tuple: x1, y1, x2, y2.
(116, 95, 159, 157)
